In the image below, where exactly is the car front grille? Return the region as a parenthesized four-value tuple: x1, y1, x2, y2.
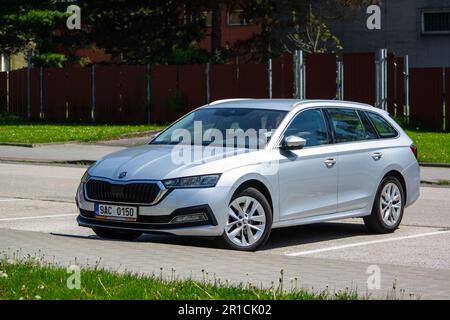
(85, 179, 161, 204)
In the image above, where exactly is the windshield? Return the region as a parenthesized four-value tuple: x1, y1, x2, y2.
(151, 108, 287, 149)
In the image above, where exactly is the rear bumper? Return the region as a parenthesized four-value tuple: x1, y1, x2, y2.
(402, 161, 421, 207)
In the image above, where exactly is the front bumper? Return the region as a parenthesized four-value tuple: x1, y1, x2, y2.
(77, 216, 222, 236)
(76, 182, 228, 236)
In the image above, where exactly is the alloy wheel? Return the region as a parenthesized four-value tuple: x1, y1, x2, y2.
(225, 196, 267, 247)
(379, 182, 402, 227)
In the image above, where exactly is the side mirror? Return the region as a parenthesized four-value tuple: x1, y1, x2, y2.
(281, 135, 306, 150)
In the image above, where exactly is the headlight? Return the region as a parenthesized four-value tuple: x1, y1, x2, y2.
(81, 162, 96, 183)
(80, 171, 91, 183)
(162, 174, 221, 189)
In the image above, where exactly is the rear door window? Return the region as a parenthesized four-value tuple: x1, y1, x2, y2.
(327, 108, 376, 143)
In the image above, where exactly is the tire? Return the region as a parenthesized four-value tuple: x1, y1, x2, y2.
(364, 176, 405, 234)
(92, 227, 142, 241)
(222, 187, 272, 251)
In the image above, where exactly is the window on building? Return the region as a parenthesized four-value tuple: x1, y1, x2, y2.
(228, 7, 249, 26)
(422, 10, 450, 35)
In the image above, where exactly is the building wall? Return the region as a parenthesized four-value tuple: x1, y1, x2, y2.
(1, 53, 27, 71)
(329, 0, 450, 67)
(10, 53, 27, 70)
(200, 5, 261, 51)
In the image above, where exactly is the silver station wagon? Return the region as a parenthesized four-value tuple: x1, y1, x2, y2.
(76, 99, 420, 251)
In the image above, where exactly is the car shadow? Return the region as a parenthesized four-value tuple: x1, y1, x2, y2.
(50, 231, 223, 249)
(51, 220, 370, 251)
(261, 221, 369, 251)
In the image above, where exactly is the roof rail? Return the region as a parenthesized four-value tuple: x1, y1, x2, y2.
(208, 99, 254, 106)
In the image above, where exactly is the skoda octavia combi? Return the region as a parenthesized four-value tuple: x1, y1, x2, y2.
(76, 99, 420, 251)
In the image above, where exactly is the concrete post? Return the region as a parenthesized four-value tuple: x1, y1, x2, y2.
(294, 50, 305, 99)
(39, 67, 44, 119)
(337, 61, 344, 100)
(294, 50, 299, 99)
(146, 64, 151, 124)
(91, 64, 96, 122)
(205, 63, 211, 104)
(380, 48, 388, 111)
(268, 58, 273, 99)
(404, 55, 410, 125)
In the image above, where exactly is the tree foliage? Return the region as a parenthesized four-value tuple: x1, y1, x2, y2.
(0, 0, 374, 66)
(80, 0, 209, 64)
(0, 1, 69, 56)
(287, 5, 343, 54)
(236, 0, 372, 62)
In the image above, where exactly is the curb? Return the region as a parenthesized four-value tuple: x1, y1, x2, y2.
(421, 180, 450, 187)
(0, 142, 83, 148)
(420, 163, 450, 168)
(0, 158, 95, 166)
(0, 142, 36, 148)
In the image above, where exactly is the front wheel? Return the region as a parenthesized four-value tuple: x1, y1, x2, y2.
(222, 187, 272, 251)
(92, 227, 142, 241)
(364, 176, 405, 233)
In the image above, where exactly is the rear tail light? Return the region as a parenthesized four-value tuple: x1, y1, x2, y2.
(410, 144, 418, 160)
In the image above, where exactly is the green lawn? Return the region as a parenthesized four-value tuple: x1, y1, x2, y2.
(1, 115, 448, 164)
(0, 115, 166, 144)
(406, 130, 450, 164)
(0, 259, 359, 300)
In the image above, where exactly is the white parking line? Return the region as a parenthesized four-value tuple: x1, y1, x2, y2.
(0, 214, 77, 222)
(0, 199, 25, 202)
(285, 230, 450, 257)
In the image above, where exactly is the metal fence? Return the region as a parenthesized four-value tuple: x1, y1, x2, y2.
(0, 51, 447, 130)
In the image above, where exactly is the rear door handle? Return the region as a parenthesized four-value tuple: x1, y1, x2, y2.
(324, 158, 337, 168)
(371, 152, 383, 160)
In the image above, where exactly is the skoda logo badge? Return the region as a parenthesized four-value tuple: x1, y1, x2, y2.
(119, 172, 127, 179)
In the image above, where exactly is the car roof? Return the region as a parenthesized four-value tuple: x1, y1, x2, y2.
(203, 99, 380, 113)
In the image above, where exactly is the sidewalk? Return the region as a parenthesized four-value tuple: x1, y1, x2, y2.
(0, 143, 125, 163)
(0, 134, 151, 163)
(420, 166, 450, 184)
(1, 228, 449, 299)
(0, 140, 449, 184)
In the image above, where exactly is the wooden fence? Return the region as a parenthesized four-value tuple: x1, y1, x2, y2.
(0, 52, 447, 130)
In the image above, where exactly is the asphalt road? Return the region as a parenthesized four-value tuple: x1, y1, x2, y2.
(1, 162, 449, 299)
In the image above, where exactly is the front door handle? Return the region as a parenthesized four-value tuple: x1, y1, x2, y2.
(371, 152, 383, 160)
(324, 158, 337, 168)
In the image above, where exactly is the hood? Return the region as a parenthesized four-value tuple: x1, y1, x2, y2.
(89, 144, 263, 181)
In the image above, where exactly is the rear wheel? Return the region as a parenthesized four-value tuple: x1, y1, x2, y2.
(364, 176, 405, 233)
(222, 187, 272, 251)
(92, 227, 142, 241)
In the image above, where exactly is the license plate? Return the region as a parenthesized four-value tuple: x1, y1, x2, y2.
(95, 203, 138, 222)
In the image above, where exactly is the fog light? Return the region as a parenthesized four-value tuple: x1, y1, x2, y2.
(170, 213, 208, 224)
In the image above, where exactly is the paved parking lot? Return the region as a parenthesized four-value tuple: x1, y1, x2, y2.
(0, 162, 449, 299)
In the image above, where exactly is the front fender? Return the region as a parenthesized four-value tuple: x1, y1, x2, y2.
(218, 167, 279, 223)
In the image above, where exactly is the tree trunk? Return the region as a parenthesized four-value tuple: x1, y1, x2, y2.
(211, 2, 222, 53)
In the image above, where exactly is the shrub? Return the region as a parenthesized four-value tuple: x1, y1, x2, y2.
(171, 47, 210, 65)
(33, 53, 67, 68)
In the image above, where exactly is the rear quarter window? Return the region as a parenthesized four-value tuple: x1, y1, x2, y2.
(365, 112, 398, 139)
